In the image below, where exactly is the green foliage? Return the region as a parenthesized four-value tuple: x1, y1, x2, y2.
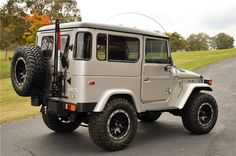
(0, 0, 28, 49)
(212, 33, 234, 49)
(0, 0, 82, 49)
(18, 0, 82, 22)
(0, 1, 234, 52)
(24, 13, 52, 45)
(165, 32, 187, 52)
(186, 33, 210, 51)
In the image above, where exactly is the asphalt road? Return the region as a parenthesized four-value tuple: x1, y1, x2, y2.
(1, 57, 236, 156)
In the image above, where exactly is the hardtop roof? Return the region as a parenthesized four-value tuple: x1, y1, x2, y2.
(38, 22, 169, 38)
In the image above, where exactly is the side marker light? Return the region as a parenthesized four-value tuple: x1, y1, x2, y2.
(88, 81, 95, 85)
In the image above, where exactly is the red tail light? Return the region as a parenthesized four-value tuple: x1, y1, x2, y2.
(65, 104, 77, 112)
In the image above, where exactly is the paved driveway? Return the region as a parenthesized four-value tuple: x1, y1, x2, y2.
(1, 57, 236, 156)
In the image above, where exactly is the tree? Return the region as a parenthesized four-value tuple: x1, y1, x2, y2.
(0, 0, 82, 48)
(21, 0, 81, 45)
(18, 0, 82, 22)
(186, 33, 210, 51)
(0, 0, 27, 49)
(24, 13, 52, 45)
(165, 32, 187, 52)
(213, 33, 234, 49)
(209, 37, 217, 50)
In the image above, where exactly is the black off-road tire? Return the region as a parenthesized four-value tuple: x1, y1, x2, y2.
(182, 92, 218, 134)
(138, 112, 162, 122)
(11, 46, 47, 96)
(89, 98, 138, 151)
(42, 112, 80, 133)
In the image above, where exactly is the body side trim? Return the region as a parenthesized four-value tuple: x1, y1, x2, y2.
(176, 83, 212, 109)
(93, 89, 141, 112)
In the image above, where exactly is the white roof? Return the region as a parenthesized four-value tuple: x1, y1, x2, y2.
(38, 22, 169, 38)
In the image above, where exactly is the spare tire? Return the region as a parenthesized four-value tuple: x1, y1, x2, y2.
(11, 46, 48, 96)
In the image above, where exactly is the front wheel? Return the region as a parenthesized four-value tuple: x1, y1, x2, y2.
(182, 92, 218, 134)
(42, 112, 80, 133)
(89, 98, 138, 151)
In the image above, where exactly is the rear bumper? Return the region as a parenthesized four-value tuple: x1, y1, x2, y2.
(76, 102, 97, 112)
(47, 100, 97, 113)
(32, 97, 96, 113)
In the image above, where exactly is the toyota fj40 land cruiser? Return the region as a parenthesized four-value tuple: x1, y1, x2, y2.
(11, 20, 218, 151)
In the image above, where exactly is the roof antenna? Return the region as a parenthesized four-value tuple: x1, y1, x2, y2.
(104, 12, 167, 33)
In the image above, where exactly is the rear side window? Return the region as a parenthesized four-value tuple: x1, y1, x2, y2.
(97, 33, 107, 61)
(108, 35, 139, 62)
(145, 39, 168, 63)
(74, 32, 92, 60)
(41, 36, 53, 59)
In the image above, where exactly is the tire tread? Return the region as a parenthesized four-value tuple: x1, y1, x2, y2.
(42, 112, 79, 133)
(182, 92, 218, 134)
(11, 46, 48, 96)
(89, 98, 138, 151)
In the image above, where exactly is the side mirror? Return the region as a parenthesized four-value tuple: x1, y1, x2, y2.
(165, 57, 174, 72)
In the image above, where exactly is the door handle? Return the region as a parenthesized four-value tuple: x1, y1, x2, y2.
(144, 77, 150, 81)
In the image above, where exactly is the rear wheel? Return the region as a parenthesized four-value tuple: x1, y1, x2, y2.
(89, 98, 138, 151)
(42, 111, 80, 133)
(138, 112, 162, 122)
(182, 92, 218, 134)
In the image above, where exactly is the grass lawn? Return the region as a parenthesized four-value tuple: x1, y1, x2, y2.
(0, 50, 14, 79)
(0, 78, 40, 124)
(172, 48, 236, 71)
(1, 50, 40, 124)
(0, 48, 236, 124)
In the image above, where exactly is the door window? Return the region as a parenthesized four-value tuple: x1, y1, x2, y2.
(41, 36, 53, 59)
(145, 39, 168, 63)
(41, 35, 70, 60)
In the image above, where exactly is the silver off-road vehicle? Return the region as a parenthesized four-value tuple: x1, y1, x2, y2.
(11, 21, 218, 151)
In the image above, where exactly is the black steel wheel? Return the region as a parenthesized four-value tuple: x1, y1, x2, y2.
(197, 102, 213, 126)
(182, 92, 218, 134)
(15, 57, 27, 85)
(89, 98, 138, 151)
(107, 109, 130, 141)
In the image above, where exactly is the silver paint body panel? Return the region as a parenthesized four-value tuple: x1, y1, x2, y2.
(37, 22, 212, 113)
